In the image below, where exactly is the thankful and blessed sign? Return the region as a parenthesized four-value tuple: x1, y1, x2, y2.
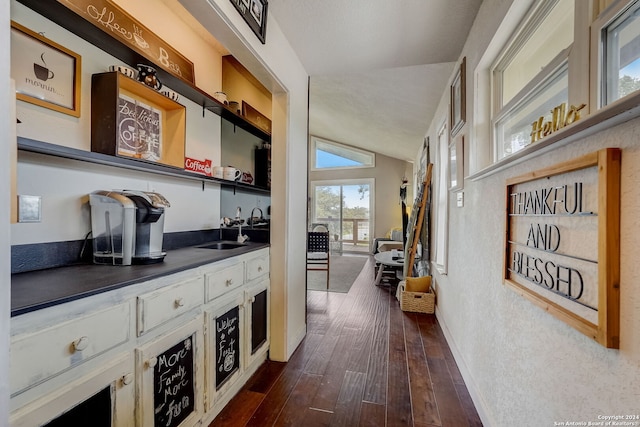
(57, 0, 195, 84)
(504, 149, 621, 348)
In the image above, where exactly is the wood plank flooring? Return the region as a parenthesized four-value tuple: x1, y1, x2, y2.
(211, 256, 482, 426)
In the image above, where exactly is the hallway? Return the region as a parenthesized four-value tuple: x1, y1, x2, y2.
(211, 257, 482, 426)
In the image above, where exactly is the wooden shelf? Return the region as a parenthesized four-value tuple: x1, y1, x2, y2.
(16, 0, 272, 142)
(17, 138, 271, 195)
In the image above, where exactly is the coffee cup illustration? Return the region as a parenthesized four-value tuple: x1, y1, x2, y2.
(34, 53, 54, 81)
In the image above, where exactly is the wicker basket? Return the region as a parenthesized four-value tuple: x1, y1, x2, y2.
(399, 281, 435, 314)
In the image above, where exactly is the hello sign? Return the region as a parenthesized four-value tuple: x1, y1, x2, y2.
(504, 148, 621, 348)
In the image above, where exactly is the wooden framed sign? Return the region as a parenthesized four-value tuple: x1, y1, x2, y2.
(504, 148, 621, 348)
(57, 0, 195, 84)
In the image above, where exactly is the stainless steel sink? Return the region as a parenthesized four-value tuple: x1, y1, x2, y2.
(197, 241, 248, 250)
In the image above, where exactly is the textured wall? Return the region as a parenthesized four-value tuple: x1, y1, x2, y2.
(425, 0, 640, 425)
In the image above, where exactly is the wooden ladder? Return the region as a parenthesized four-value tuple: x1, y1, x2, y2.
(404, 163, 433, 278)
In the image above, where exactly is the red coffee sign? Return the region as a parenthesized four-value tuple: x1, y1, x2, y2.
(184, 157, 212, 176)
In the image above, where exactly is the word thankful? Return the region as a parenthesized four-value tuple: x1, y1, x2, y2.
(530, 103, 587, 144)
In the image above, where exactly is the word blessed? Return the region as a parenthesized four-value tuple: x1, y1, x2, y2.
(509, 180, 593, 307)
(530, 103, 586, 144)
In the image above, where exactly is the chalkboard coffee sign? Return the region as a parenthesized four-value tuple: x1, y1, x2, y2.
(216, 306, 240, 389)
(154, 336, 195, 427)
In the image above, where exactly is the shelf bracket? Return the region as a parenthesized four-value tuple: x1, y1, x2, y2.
(202, 102, 206, 118)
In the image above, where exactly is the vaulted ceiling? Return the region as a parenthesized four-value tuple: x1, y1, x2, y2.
(268, 0, 483, 162)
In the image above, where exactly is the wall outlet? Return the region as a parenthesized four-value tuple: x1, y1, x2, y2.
(18, 195, 42, 223)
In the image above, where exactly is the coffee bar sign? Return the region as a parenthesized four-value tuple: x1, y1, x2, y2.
(57, 0, 195, 84)
(504, 149, 621, 348)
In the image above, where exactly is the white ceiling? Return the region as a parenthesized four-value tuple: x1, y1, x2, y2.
(268, 0, 483, 162)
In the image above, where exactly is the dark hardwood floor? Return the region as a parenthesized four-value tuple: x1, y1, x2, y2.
(211, 257, 482, 426)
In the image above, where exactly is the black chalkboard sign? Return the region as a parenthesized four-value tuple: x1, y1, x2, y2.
(154, 336, 195, 427)
(216, 306, 240, 389)
(251, 290, 267, 354)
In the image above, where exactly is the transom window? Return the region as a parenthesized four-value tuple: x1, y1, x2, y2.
(602, 0, 640, 105)
(310, 137, 375, 171)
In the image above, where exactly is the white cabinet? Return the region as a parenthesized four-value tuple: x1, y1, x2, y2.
(9, 247, 270, 427)
(204, 259, 244, 302)
(10, 353, 135, 427)
(245, 280, 270, 369)
(205, 290, 245, 409)
(135, 317, 205, 427)
(10, 302, 131, 396)
(137, 276, 204, 336)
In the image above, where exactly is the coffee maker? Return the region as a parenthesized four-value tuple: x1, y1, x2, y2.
(89, 190, 170, 265)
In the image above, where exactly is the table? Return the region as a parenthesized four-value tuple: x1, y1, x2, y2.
(374, 250, 404, 286)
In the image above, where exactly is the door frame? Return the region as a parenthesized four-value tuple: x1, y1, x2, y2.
(309, 178, 375, 252)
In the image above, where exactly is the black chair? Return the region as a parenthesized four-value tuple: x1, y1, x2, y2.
(307, 231, 330, 289)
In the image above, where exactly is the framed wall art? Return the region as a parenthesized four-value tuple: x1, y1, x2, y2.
(10, 21, 81, 117)
(504, 148, 621, 348)
(230, 0, 268, 44)
(450, 57, 466, 137)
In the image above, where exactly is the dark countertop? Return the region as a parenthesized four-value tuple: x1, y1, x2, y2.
(11, 241, 269, 317)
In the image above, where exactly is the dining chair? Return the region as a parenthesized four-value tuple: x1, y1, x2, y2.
(307, 231, 330, 289)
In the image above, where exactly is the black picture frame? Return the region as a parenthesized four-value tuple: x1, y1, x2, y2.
(230, 0, 268, 44)
(450, 57, 466, 137)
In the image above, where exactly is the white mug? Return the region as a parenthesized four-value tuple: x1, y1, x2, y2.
(212, 166, 224, 179)
(223, 167, 241, 181)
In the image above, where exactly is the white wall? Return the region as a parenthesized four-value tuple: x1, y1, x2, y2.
(424, 1, 640, 425)
(10, 1, 227, 246)
(1, 0, 12, 421)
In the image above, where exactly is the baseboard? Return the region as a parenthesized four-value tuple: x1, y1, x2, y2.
(435, 307, 495, 427)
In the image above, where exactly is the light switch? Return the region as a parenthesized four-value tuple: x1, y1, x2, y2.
(18, 195, 42, 223)
(456, 191, 464, 208)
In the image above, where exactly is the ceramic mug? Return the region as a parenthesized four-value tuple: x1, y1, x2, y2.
(136, 64, 162, 90)
(223, 166, 241, 181)
(212, 166, 224, 179)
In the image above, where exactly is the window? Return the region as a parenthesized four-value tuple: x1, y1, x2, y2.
(434, 122, 448, 273)
(601, 0, 640, 106)
(491, 0, 575, 161)
(310, 137, 375, 171)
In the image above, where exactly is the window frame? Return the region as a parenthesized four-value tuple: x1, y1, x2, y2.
(433, 121, 449, 275)
(309, 136, 376, 172)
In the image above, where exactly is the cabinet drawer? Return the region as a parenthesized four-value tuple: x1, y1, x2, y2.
(246, 254, 269, 282)
(10, 302, 130, 396)
(137, 276, 203, 336)
(205, 262, 244, 302)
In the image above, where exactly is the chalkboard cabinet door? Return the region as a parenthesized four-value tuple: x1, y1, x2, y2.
(10, 353, 135, 427)
(135, 318, 204, 427)
(205, 290, 245, 409)
(244, 280, 270, 369)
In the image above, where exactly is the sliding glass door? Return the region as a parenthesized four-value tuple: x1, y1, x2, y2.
(311, 179, 374, 253)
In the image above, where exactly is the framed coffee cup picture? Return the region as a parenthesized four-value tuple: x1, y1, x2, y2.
(10, 21, 81, 117)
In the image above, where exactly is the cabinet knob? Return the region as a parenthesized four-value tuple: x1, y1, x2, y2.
(72, 336, 89, 352)
(147, 357, 158, 369)
(174, 297, 184, 308)
(258, 266, 263, 272)
(122, 373, 134, 386)
(250, 296, 256, 303)
(225, 279, 233, 287)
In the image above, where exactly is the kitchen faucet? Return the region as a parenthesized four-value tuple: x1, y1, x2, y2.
(236, 206, 249, 243)
(249, 207, 263, 228)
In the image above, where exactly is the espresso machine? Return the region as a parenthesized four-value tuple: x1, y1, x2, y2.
(89, 190, 170, 265)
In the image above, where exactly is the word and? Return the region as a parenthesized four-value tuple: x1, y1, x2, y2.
(530, 103, 586, 143)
